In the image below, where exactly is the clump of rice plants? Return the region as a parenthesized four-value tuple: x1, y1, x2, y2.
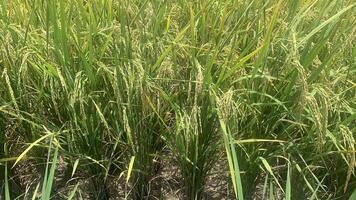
(1, 0, 355, 199)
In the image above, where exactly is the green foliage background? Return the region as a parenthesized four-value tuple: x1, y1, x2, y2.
(0, 0, 355, 199)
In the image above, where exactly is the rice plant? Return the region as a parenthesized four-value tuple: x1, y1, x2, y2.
(1, 0, 355, 199)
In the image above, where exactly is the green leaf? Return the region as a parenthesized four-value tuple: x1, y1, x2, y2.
(42, 144, 59, 200)
(349, 188, 356, 200)
(126, 156, 135, 184)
